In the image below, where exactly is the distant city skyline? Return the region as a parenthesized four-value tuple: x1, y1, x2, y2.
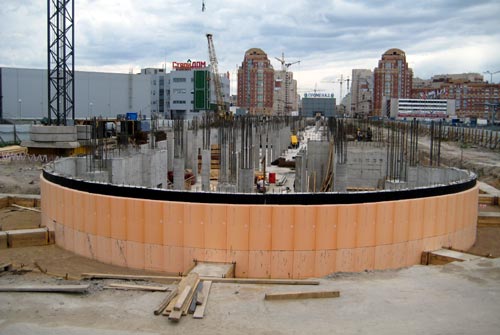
(1, 0, 499, 99)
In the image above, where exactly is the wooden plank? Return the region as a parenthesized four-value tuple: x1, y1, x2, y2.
(478, 212, 500, 227)
(205, 278, 320, 285)
(188, 282, 203, 314)
(264, 290, 340, 300)
(174, 285, 192, 311)
(11, 204, 41, 213)
(0, 263, 13, 272)
(168, 308, 183, 322)
(6, 228, 48, 248)
(105, 283, 170, 292)
(154, 288, 178, 315)
(181, 279, 200, 316)
(163, 272, 199, 316)
(425, 249, 483, 265)
(0, 284, 89, 293)
(81, 273, 182, 281)
(0, 232, 7, 249)
(193, 281, 212, 319)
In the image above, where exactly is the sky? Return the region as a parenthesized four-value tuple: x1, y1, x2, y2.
(1, 0, 500, 99)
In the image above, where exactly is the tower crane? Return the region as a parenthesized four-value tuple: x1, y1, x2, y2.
(202, 0, 205, 12)
(274, 53, 300, 115)
(206, 33, 227, 119)
(322, 74, 350, 100)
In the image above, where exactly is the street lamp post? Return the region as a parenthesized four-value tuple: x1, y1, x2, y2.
(18, 99, 22, 119)
(483, 70, 500, 84)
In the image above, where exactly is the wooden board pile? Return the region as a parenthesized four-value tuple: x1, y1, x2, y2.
(156, 272, 213, 321)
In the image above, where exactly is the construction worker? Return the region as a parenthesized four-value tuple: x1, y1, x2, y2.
(367, 127, 373, 141)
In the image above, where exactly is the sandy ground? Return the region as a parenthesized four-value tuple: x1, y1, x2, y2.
(0, 254, 499, 334)
(0, 140, 499, 334)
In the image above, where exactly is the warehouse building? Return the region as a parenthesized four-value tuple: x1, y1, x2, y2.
(0, 64, 229, 121)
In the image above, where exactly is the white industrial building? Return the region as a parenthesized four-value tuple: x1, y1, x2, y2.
(0, 64, 230, 121)
(388, 98, 456, 120)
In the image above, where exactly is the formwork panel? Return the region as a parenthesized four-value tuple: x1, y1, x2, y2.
(375, 202, 394, 245)
(353, 247, 375, 272)
(110, 196, 127, 240)
(126, 240, 145, 270)
(294, 206, 316, 251)
(393, 200, 410, 244)
(423, 198, 437, 238)
(163, 202, 184, 247)
(435, 196, 447, 236)
(271, 250, 293, 278)
(204, 204, 227, 250)
(204, 248, 227, 263)
(64, 226, 75, 253)
(336, 248, 356, 272)
(226, 205, 250, 251)
(315, 206, 338, 250)
(408, 198, 424, 240)
(126, 199, 144, 243)
(446, 195, 457, 234)
(356, 203, 376, 248)
(145, 243, 164, 272)
(55, 186, 64, 225)
(144, 201, 163, 245)
(163, 245, 184, 274)
(292, 250, 315, 278)
(248, 250, 271, 278)
(249, 206, 271, 251)
(337, 205, 357, 249)
(374, 244, 393, 270)
(271, 206, 294, 251)
(110, 239, 128, 267)
(63, 189, 73, 230)
(314, 249, 336, 277)
(392, 242, 408, 269)
(183, 203, 205, 249)
(95, 235, 112, 264)
(227, 250, 249, 278)
(95, 195, 110, 238)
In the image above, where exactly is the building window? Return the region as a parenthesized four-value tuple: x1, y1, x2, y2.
(173, 100, 186, 104)
(173, 89, 187, 94)
(173, 78, 186, 83)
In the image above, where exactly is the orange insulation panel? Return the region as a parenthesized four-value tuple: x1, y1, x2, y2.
(41, 176, 478, 278)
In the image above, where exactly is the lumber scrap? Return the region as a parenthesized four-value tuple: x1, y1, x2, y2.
(193, 280, 212, 319)
(264, 290, 340, 301)
(105, 283, 170, 292)
(6, 228, 49, 248)
(478, 212, 500, 227)
(181, 278, 200, 315)
(478, 194, 498, 205)
(205, 277, 320, 285)
(11, 204, 41, 213)
(163, 272, 199, 317)
(188, 282, 204, 314)
(0, 284, 89, 293)
(422, 249, 483, 265)
(81, 273, 182, 282)
(0, 263, 13, 272)
(154, 288, 178, 315)
(0, 232, 7, 249)
(174, 285, 192, 311)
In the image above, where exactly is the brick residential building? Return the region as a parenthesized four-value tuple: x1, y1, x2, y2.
(237, 48, 275, 115)
(373, 49, 413, 117)
(412, 74, 500, 121)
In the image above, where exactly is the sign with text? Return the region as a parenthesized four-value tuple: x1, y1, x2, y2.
(172, 60, 207, 71)
(304, 93, 334, 98)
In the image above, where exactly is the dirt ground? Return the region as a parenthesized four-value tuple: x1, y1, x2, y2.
(0, 142, 499, 334)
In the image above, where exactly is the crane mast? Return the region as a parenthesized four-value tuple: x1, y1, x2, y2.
(206, 33, 226, 118)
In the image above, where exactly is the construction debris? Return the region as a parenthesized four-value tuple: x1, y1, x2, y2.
(421, 249, 485, 265)
(154, 288, 178, 315)
(81, 273, 182, 282)
(0, 284, 89, 293)
(193, 280, 212, 319)
(104, 283, 170, 292)
(264, 290, 340, 301)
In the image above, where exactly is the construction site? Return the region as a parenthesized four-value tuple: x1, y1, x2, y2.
(1, 1, 500, 334)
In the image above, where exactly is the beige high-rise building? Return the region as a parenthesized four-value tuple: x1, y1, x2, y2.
(350, 69, 373, 118)
(273, 70, 298, 115)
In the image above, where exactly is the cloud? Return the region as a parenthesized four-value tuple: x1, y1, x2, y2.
(1, 0, 500, 99)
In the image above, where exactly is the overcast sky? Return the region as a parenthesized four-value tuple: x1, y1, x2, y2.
(1, 0, 500, 98)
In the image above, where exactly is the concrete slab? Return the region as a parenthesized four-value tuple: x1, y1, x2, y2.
(191, 262, 234, 278)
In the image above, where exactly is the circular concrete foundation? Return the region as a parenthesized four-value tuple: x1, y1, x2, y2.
(41, 169, 478, 278)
